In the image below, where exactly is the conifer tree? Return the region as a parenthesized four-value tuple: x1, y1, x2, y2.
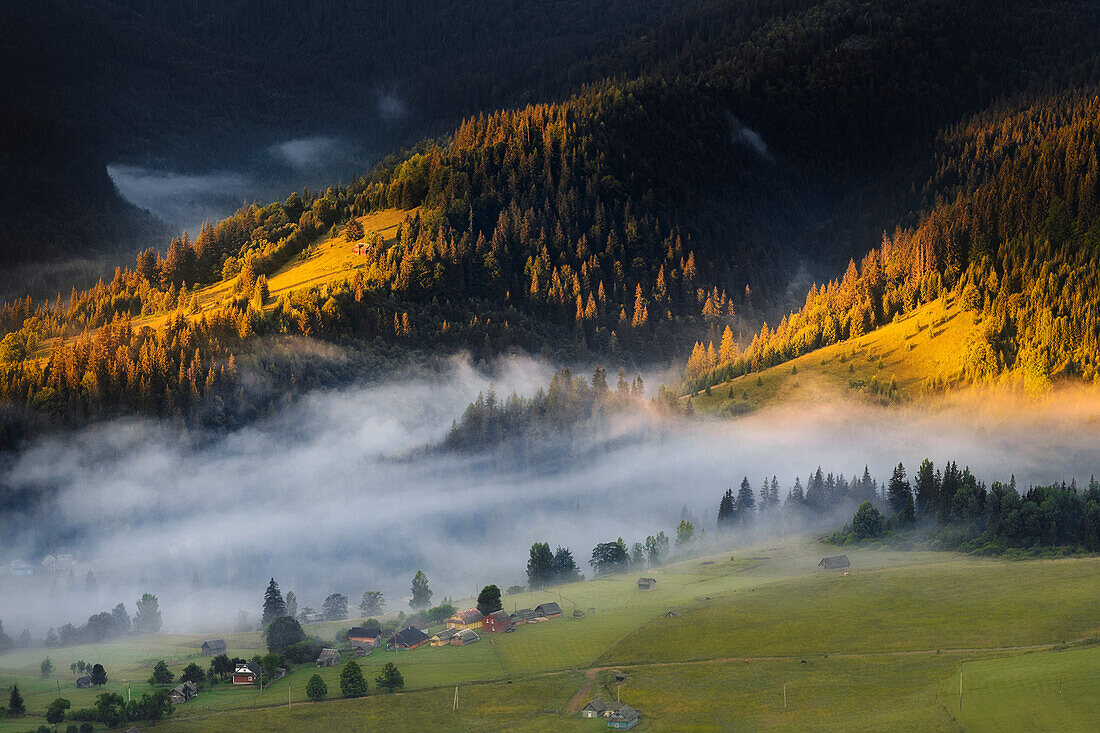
(409, 570, 432, 609)
(262, 578, 287, 626)
(888, 463, 915, 522)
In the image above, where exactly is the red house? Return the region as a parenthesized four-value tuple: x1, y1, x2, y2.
(232, 662, 261, 685)
(481, 610, 513, 633)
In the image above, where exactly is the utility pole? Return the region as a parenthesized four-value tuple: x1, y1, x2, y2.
(783, 683, 787, 708)
(958, 671, 962, 711)
(453, 685, 459, 712)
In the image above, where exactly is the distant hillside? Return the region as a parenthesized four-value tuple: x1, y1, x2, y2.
(684, 88, 1100, 400)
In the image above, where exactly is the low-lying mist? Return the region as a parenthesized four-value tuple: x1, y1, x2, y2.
(2, 356, 1099, 639)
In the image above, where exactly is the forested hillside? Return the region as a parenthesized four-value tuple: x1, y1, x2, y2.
(5, 0, 1100, 439)
(683, 89, 1100, 396)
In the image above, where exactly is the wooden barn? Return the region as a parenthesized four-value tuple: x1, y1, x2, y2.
(637, 577, 657, 591)
(481, 609, 512, 633)
(169, 681, 198, 704)
(201, 639, 226, 656)
(451, 629, 479, 646)
(430, 628, 458, 646)
(232, 662, 261, 685)
(819, 555, 851, 571)
(346, 626, 382, 647)
(580, 698, 609, 718)
(316, 648, 341, 667)
(390, 626, 430, 650)
(510, 608, 537, 625)
(535, 602, 562, 618)
(446, 608, 484, 630)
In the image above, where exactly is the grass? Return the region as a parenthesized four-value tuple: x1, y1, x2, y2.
(939, 645, 1100, 732)
(3, 539, 1097, 731)
(690, 295, 979, 414)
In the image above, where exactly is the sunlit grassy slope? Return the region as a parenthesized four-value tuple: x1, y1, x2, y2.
(3, 538, 1097, 731)
(690, 294, 982, 415)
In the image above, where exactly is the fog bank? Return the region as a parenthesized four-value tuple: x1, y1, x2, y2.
(2, 357, 1099, 637)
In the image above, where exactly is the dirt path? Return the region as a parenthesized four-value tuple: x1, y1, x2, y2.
(564, 668, 599, 713)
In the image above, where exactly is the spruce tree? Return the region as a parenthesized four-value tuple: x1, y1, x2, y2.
(526, 542, 555, 588)
(737, 476, 756, 515)
(888, 463, 915, 522)
(717, 488, 735, 527)
(263, 578, 287, 626)
(409, 570, 432, 609)
(8, 684, 25, 716)
(338, 660, 368, 698)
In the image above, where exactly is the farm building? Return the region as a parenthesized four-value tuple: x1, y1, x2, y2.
(76, 676, 93, 688)
(607, 704, 640, 729)
(169, 681, 198, 704)
(535, 601, 562, 618)
(510, 608, 537, 624)
(430, 628, 458, 646)
(347, 626, 382, 647)
(316, 648, 341, 667)
(390, 626, 430, 650)
(6, 559, 33, 576)
(481, 609, 512, 633)
(41, 554, 76, 573)
(300, 611, 325, 624)
(352, 643, 373, 657)
(232, 662, 261, 685)
(819, 555, 851, 570)
(580, 698, 609, 718)
(200, 639, 226, 656)
(637, 577, 657, 591)
(446, 608, 484, 630)
(451, 629, 479, 646)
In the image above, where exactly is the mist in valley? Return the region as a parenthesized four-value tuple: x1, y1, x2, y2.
(2, 355, 1099, 642)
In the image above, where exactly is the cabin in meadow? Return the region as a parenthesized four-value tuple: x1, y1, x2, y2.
(446, 608, 484, 630)
(637, 577, 657, 591)
(510, 608, 537, 624)
(607, 704, 640, 729)
(390, 626, 430, 650)
(451, 629, 480, 646)
(481, 609, 513, 633)
(580, 698, 609, 718)
(232, 662, 261, 685)
(535, 601, 562, 618)
(316, 648, 341, 667)
(76, 676, 93, 689)
(201, 639, 226, 656)
(346, 626, 382, 647)
(430, 628, 458, 646)
(169, 681, 198, 704)
(819, 555, 851, 571)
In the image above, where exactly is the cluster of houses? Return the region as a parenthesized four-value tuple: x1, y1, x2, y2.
(3, 553, 77, 576)
(581, 699, 641, 729)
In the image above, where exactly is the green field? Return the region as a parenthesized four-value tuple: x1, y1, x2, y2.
(940, 646, 1100, 733)
(2, 538, 1097, 731)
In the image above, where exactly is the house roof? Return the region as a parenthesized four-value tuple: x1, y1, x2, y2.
(432, 628, 458, 641)
(535, 602, 561, 615)
(611, 705, 639, 721)
(234, 662, 261, 676)
(202, 639, 226, 649)
(511, 608, 537, 619)
(393, 626, 429, 646)
(487, 610, 511, 623)
(451, 608, 484, 623)
(581, 697, 608, 713)
(454, 629, 479, 642)
(347, 626, 381, 638)
(638, 577, 657, 583)
(317, 648, 341, 660)
(819, 554, 851, 568)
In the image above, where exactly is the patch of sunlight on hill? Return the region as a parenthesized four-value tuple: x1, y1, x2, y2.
(690, 294, 982, 415)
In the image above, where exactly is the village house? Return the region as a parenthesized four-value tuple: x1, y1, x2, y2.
(41, 554, 76, 574)
(535, 601, 562, 618)
(481, 609, 512, 633)
(352, 643, 373, 657)
(200, 639, 227, 656)
(316, 648, 342, 667)
(607, 704, 640, 729)
(6, 559, 33, 576)
(299, 611, 325, 624)
(430, 628, 458, 646)
(168, 681, 198, 704)
(819, 555, 851, 571)
(76, 676, 93, 689)
(346, 626, 383, 647)
(510, 608, 537, 625)
(446, 608, 484, 630)
(390, 626, 430, 650)
(580, 698, 609, 718)
(637, 577, 657, 591)
(451, 629, 479, 646)
(232, 662, 261, 685)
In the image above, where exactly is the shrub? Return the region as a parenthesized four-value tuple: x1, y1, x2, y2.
(306, 674, 328, 702)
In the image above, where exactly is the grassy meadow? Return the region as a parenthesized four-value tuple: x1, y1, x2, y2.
(2, 538, 1097, 731)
